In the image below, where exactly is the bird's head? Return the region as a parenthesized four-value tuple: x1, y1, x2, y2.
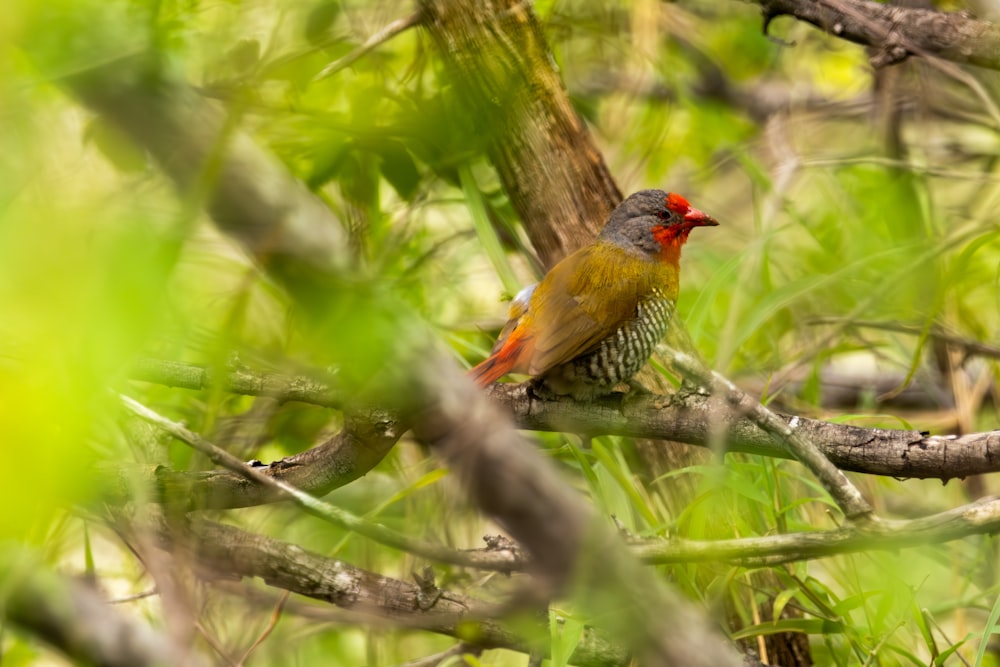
(600, 189, 718, 260)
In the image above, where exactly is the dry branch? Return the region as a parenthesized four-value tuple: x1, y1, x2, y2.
(635, 495, 1000, 567)
(129, 357, 1000, 484)
(108, 412, 401, 511)
(170, 519, 628, 667)
(120, 395, 526, 571)
(1, 551, 202, 667)
(757, 0, 1000, 70)
(121, 368, 1000, 571)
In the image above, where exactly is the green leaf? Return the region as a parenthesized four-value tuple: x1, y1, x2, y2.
(306, 140, 350, 190)
(772, 585, 800, 621)
(377, 141, 421, 200)
(225, 38, 260, 74)
(460, 164, 521, 295)
(974, 592, 1000, 666)
(305, 0, 341, 44)
(935, 633, 973, 665)
(731, 617, 843, 640)
(549, 610, 585, 667)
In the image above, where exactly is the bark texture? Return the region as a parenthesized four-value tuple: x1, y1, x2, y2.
(419, 0, 622, 267)
(759, 0, 1000, 69)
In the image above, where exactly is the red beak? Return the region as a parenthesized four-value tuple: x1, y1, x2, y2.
(683, 207, 719, 227)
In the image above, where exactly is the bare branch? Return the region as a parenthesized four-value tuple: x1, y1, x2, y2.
(810, 317, 1000, 361)
(106, 410, 401, 510)
(314, 11, 424, 81)
(167, 519, 628, 667)
(130, 357, 1000, 481)
(119, 395, 522, 571)
(1, 551, 203, 667)
(635, 495, 1000, 567)
(757, 0, 1000, 70)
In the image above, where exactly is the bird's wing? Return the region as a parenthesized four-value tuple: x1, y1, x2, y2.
(489, 283, 535, 355)
(526, 244, 646, 375)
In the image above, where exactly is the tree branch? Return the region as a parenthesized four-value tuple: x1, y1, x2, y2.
(1, 550, 202, 667)
(164, 519, 628, 667)
(119, 395, 523, 571)
(314, 10, 424, 81)
(106, 409, 401, 511)
(757, 0, 1000, 70)
(129, 357, 1000, 482)
(635, 495, 1000, 567)
(665, 350, 874, 520)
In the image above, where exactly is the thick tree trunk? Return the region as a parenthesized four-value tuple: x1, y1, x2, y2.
(419, 0, 622, 268)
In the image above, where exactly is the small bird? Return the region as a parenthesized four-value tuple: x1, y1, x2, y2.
(469, 189, 718, 399)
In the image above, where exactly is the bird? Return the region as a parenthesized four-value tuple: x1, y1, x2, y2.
(468, 189, 718, 400)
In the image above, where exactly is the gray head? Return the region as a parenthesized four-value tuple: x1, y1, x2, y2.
(598, 189, 718, 257)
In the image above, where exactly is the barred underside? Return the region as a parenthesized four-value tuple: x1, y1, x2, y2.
(542, 290, 675, 399)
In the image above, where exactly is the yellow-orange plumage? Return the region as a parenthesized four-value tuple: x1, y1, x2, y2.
(469, 189, 717, 399)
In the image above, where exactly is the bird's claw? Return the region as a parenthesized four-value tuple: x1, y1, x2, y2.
(676, 377, 710, 402)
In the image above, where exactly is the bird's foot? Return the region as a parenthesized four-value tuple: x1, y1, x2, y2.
(526, 378, 559, 402)
(618, 381, 654, 414)
(675, 377, 710, 403)
(625, 379, 654, 396)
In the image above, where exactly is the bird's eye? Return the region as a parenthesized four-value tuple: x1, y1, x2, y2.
(656, 209, 669, 220)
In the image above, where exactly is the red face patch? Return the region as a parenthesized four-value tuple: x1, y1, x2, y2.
(665, 193, 691, 215)
(652, 224, 690, 247)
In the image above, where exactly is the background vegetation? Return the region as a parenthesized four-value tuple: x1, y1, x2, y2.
(2, 0, 1000, 665)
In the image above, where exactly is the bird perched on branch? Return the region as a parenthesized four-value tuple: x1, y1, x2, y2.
(469, 189, 718, 400)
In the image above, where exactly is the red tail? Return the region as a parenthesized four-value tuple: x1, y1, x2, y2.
(468, 334, 527, 387)
(468, 355, 512, 387)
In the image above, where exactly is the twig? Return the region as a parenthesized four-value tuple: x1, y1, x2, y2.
(108, 589, 159, 604)
(396, 643, 481, 667)
(809, 317, 1000, 361)
(130, 357, 345, 408)
(1, 552, 204, 667)
(635, 495, 1000, 566)
(194, 621, 238, 667)
(169, 519, 629, 667)
(663, 350, 874, 520)
(236, 591, 288, 666)
(314, 11, 424, 81)
(118, 395, 520, 571)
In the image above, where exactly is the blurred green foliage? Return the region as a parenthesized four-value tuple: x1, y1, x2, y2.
(2, 0, 1000, 664)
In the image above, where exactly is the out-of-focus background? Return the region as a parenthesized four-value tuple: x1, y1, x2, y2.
(3, 0, 1000, 664)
